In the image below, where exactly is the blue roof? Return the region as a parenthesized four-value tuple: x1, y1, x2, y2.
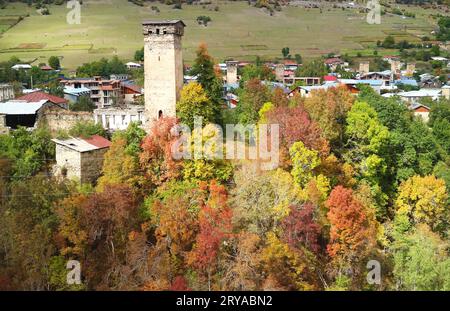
(394, 79, 418, 87)
(339, 79, 383, 86)
(64, 86, 91, 96)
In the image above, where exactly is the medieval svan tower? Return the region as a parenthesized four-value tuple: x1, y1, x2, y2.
(142, 20, 185, 131)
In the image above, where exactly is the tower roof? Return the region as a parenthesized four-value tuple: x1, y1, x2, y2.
(142, 20, 186, 27)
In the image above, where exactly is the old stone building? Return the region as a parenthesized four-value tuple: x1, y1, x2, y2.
(94, 105, 145, 131)
(52, 135, 111, 184)
(142, 20, 185, 131)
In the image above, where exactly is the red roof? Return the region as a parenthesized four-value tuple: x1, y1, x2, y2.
(17, 91, 67, 105)
(283, 60, 297, 66)
(324, 58, 344, 65)
(40, 65, 53, 71)
(101, 85, 114, 91)
(324, 75, 338, 81)
(122, 84, 142, 94)
(82, 135, 111, 149)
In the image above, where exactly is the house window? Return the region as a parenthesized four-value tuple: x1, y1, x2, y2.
(163, 30, 167, 34)
(158, 110, 163, 119)
(156, 28, 160, 35)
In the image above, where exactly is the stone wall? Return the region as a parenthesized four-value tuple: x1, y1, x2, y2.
(54, 144, 107, 184)
(39, 109, 94, 133)
(80, 148, 108, 184)
(54, 144, 82, 182)
(0, 114, 8, 135)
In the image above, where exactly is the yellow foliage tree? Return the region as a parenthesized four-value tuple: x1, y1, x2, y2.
(396, 175, 449, 233)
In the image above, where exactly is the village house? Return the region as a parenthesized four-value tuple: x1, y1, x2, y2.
(284, 76, 321, 86)
(94, 105, 145, 131)
(122, 82, 143, 105)
(60, 77, 123, 108)
(126, 62, 142, 69)
(324, 57, 348, 71)
(52, 135, 111, 184)
(11, 64, 32, 70)
(16, 91, 69, 109)
(0, 84, 15, 102)
(63, 86, 92, 103)
(409, 103, 431, 122)
(0, 99, 65, 129)
(397, 88, 442, 104)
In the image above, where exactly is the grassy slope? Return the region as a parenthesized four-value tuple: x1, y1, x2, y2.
(0, 0, 443, 70)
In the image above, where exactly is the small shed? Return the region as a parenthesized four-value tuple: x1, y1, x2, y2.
(52, 135, 111, 184)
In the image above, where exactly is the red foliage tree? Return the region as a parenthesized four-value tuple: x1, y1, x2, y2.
(188, 181, 233, 290)
(139, 117, 182, 186)
(265, 106, 329, 167)
(281, 202, 322, 254)
(169, 275, 191, 291)
(326, 186, 376, 262)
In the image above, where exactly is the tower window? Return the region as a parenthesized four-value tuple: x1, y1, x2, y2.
(158, 110, 163, 119)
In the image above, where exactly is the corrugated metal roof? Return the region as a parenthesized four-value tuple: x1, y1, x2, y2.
(17, 91, 67, 104)
(52, 135, 111, 153)
(64, 86, 91, 95)
(0, 100, 47, 115)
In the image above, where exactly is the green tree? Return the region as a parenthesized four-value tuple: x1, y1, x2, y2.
(392, 224, 450, 290)
(48, 56, 60, 70)
(190, 43, 223, 106)
(69, 95, 96, 112)
(296, 60, 328, 77)
(281, 47, 290, 59)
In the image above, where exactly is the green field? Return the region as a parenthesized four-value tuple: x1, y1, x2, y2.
(0, 0, 444, 70)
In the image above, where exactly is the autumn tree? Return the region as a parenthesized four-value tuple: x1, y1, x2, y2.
(221, 232, 264, 290)
(395, 175, 448, 234)
(303, 85, 354, 146)
(236, 78, 271, 124)
(177, 82, 218, 129)
(182, 124, 233, 183)
(326, 186, 377, 289)
(139, 117, 182, 187)
(0, 175, 72, 290)
(188, 181, 233, 290)
(232, 167, 305, 236)
(265, 105, 329, 167)
(97, 122, 147, 195)
(57, 185, 139, 290)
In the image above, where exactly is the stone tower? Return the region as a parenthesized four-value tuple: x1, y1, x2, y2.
(391, 59, 401, 77)
(226, 60, 238, 85)
(275, 63, 285, 82)
(359, 61, 370, 75)
(142, 20, 185, 131)
(406, 63, 416, 77)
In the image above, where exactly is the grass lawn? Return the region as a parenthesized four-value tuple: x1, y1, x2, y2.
(0, 0, 444, 71)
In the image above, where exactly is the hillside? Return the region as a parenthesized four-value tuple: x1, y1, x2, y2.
(0, 0, 446, 70)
